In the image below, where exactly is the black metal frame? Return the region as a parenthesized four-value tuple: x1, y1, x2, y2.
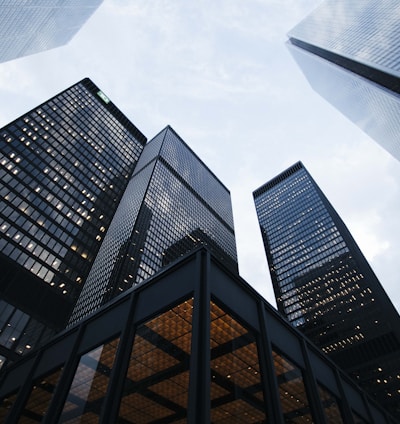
(0, 248, 397, 423)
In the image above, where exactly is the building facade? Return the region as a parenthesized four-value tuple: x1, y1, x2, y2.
(0, 78, 146, 367)
(253, 162, 400, 418)
(0, 0, 103, 63)
(287, 0, 400, 162)
(70, 125, 238, 324)
(0, 249, 397, 423)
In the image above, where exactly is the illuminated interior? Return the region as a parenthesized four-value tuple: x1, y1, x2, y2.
(118, 299, 193, 423)
(210, 300, 266, 422)
(0, 250, 393, 423)
(273, 350, 313, 423)
(21, 367, 63, 422)
(59, 337, 120, 422)
(0, 392, 17, 423)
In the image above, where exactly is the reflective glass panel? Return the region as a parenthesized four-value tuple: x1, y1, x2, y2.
(117, 298, 193, 423)
(59, 337, 120, 423)
(0, 354, 6, 370)
(273, 350, 313, 423)
(317, 383, 344, 423)
(210, 301, 267, 423)
(352, 411, 369, 423)
(19, 367, 63, 423)
(0, 391, 17, 422)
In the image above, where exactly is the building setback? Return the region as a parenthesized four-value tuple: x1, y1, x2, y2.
(0, 0, 103, 63)
(253, 161, 400, 418)
(0, 249, 397, 423)
(70, 125, 238, 325)
(287, 0, 400, 162)
(0, 78, 146, 368)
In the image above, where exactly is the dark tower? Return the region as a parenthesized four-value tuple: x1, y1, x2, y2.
(70, 126, 238, 324)
(253, 161, 400, 417)
(0, 78, 146, 367)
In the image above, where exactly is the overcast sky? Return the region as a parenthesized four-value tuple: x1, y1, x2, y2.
(0, 0, 399, 311)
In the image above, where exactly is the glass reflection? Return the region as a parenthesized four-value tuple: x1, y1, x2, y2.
(19, 367, 63, 423)
(317, 383, 344, 423)
(0, 391, 17, 423)
(117, 298, 193, 423)
(59, 337, 119, 422)
(352, 411, 368, 423)
(210, 301, 267, 423)
(273, 350, 313, 423)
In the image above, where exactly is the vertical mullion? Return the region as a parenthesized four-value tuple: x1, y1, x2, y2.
(100, 292, 138, 424)
(42, 326, 85, 424)
(5, 354, 41, 423)
(361, 392, 375, 424)
(334, 368, 355, 424)
(258, 302, 285, 424)
(300, 340, 327, 423)
(187, 249, 211, 423)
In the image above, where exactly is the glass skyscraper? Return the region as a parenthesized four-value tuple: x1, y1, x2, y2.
(287, 0, 400, 162)
(253, 161, 400, 418)
(0, 78, 146, 368)
(0, 0, 103, 63)
(70, 126, 238, 324)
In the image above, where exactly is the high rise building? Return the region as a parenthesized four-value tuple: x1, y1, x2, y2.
(287, 0, 400, 162)
(0, 0, 103, 63)
(0, 78, 146, 368)
(253, 161, 400, 418)
(0, 248, 396, 423)
(70, 125, 238, 324)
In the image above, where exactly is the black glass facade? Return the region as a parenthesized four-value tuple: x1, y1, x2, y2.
(70, 126, 237, 325)
(0, 78, 146, 368)
(287, 0, 400, 162)
(253, 162, 400, 418)
(0, 249, 396, 423)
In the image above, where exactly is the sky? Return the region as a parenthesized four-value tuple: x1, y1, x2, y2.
(0, 0, 399, 312)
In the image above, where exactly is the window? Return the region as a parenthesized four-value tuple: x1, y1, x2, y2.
(59, 337, 120, 422)
(210, 300, 266, 422)
(317, 383, 344, 423)
(21, 367, 63, 421)
(118, 299, 193, 422)
(0, 391, 18, 423)
(272, 349, 313, 422)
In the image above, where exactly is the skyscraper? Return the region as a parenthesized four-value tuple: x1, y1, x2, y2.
(287, 0, 400, 162)
(0, 78, 146, 367)
(253, 161, 400, 417)
(70, 125, 238, 324)
(0, 0, 103, 63)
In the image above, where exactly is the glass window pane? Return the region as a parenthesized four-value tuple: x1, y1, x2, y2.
(273, 350, 313, 423)
(0, 355, 6, 370)
(59, 336, 120, 423)
(19, 367, 63, 423)
(352, 411, 369, 423)
(0, 391, 18, 423)
(118, 298, 193, 423)
(210, 301, 267, 423)
(317, 383, 344, 423)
